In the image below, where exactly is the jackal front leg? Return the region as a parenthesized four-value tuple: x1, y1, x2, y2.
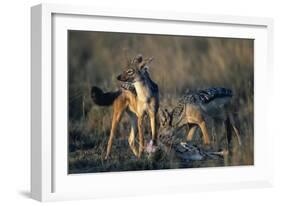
(186, 124, 197, 141)
(137, 114, 144, 158)
(148, 110, 157, 146)
(199, 121, 211, 145)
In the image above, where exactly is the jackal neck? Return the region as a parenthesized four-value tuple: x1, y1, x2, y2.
(133, 80, 152, 102)
(133, 73, 158, 103)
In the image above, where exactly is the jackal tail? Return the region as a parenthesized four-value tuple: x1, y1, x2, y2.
(91, 86, 121, 106)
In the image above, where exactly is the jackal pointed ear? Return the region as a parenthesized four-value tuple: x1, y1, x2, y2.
(134, 54, 143, 64)
(146, 57, 154, 64)
(141, 57, 154, 71)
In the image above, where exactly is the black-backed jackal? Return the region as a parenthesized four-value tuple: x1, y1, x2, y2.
(91, 55, 159, 159)
(159, 88, 241, 152)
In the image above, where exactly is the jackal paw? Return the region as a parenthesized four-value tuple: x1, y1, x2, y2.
(104, 154, 110, 160)
(145, 140, 157, 154)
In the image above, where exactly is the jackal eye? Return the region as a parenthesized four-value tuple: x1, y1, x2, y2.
(127, 69, 134, 75)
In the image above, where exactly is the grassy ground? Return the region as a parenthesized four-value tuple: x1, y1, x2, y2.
(68, 92, 253, 174)
(68, 31, 254, 174)
(68, 118, 180, 174)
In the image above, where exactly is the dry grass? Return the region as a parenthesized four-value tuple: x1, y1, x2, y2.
(68, 31, 254, 174)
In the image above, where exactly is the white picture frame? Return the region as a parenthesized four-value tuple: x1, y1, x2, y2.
(31, 3, 274, 202)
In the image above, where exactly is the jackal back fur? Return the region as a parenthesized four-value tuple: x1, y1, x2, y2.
(159, 87, 241, 150)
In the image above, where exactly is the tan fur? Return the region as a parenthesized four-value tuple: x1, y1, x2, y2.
(99, 54, 159, 159)
(185, 104, 211, 144)
(105, 90, 137, 159)
(184, 100, 241, 146)
(105, 88, 158, 159)
(160, 96, 242, 150)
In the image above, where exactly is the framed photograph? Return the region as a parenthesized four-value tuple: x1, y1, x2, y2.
(31, 3, 274, 201)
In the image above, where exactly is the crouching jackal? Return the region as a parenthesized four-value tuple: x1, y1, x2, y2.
(91, 54, 159, 159)
(159, 88, 241, 151)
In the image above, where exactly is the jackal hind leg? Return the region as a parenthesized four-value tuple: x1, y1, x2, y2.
(228, 113, 242, 146)
(224, 117, 232, 152)
(127, 110, 138, 157)
(105, 107, 124, 160)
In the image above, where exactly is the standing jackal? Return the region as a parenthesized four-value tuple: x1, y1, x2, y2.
(91, 55, 159, 159)
(159, 88, 241, 151)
